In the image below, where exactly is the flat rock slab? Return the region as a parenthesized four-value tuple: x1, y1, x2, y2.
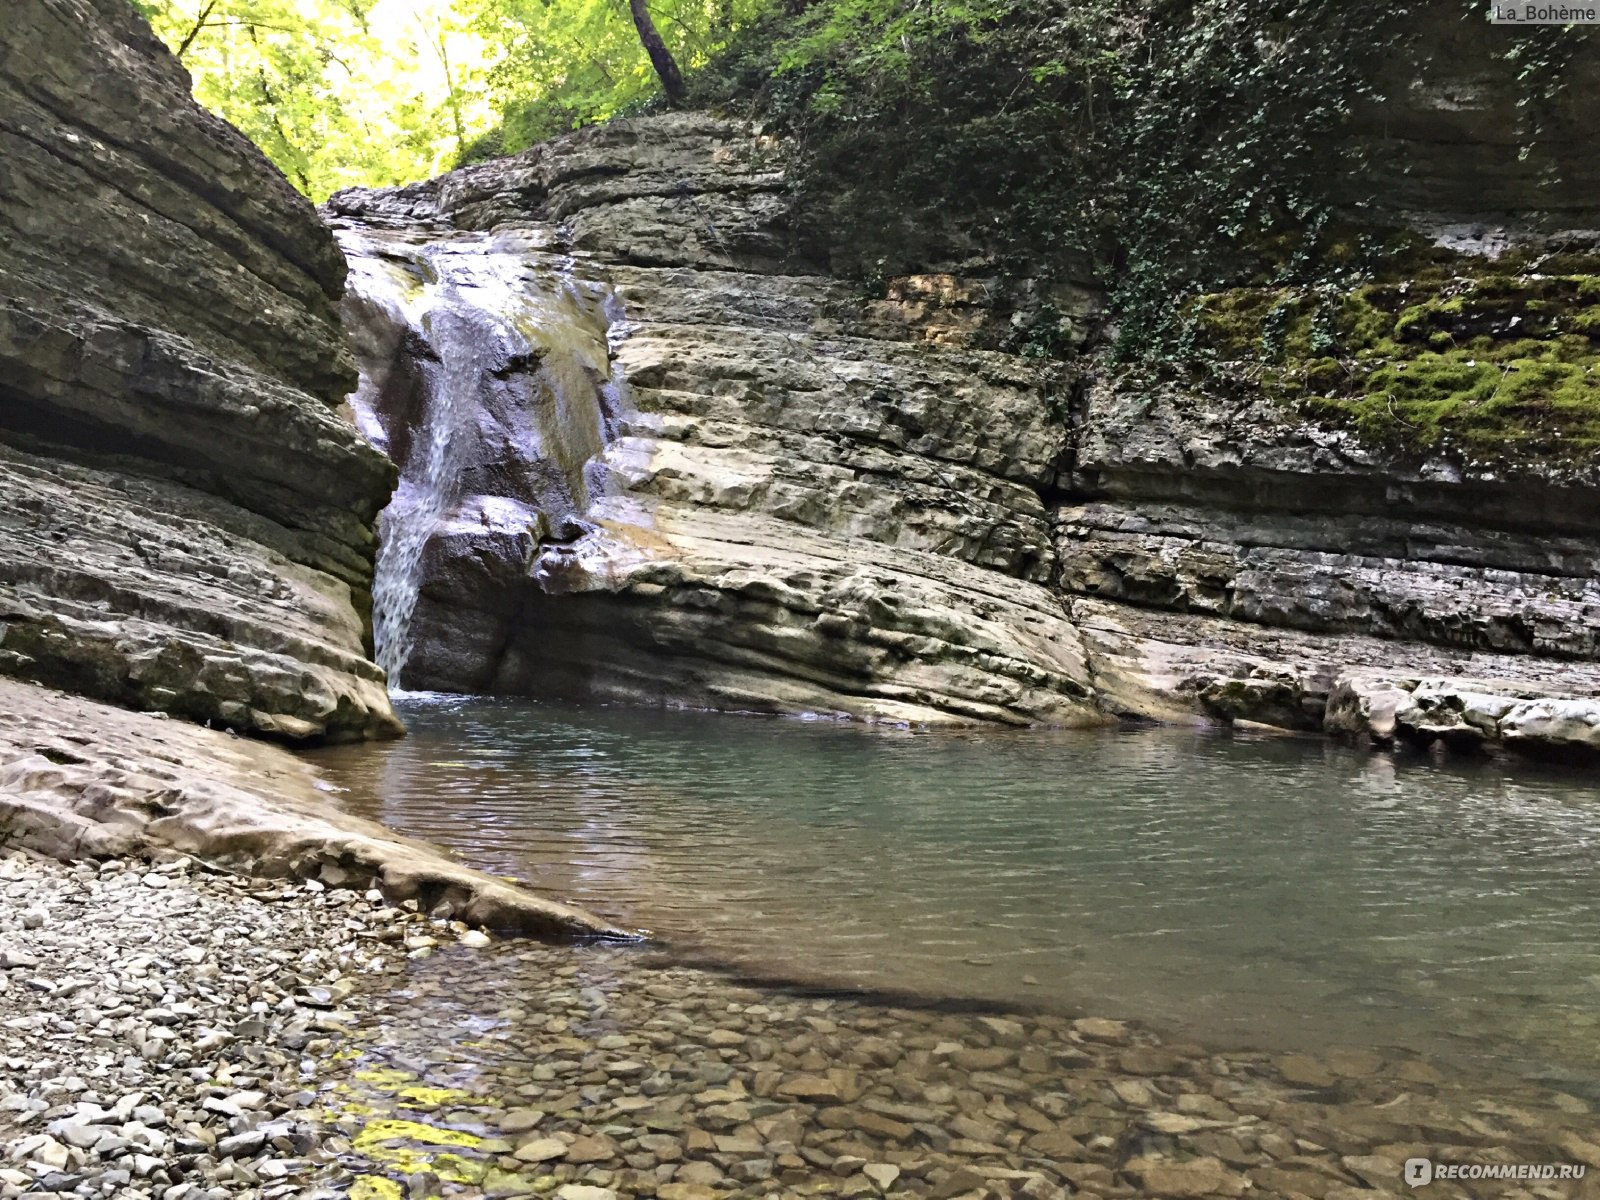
(0, 677, 631, 940)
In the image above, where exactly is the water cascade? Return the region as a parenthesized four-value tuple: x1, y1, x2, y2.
(337, 226, 625, 689)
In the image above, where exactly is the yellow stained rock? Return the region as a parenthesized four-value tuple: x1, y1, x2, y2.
(353, 1117, 484, 1152)
(397, 1084, 477, 1108)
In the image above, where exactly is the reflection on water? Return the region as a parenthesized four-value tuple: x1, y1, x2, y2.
(306, 695, 1600, 1088)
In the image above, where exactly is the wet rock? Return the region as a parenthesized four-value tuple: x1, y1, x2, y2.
(334, 116, 1098, 728)
(500, 1108, 546, 1134)
(776, 1074, 844, 1102)
(1276, 1054, 1338, 1089)
(1125, 1154, 1250, 1197)
(1071, 1018, 1129, 1044)
(514, 1137, 567, 1163)
(863, 1162, 901, 1190)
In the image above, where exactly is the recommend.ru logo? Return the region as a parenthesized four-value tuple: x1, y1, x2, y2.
(1404, 1157, 1587, 1187)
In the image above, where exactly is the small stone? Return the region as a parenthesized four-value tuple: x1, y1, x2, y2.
(459, 930, 491, 948)
(656, 1186, 717, 1200)
(26, 1136, 71, 1169)
(976, 1017, 1027, 1047)
(514, 1137, 566, 1163)
(565, 1134, 616, 1163)
(1072, 1017, 1129, 1044)
(863, 1163, 900, 1191)
(499, 1109, 546, 1134)
(730, 1159, 774, 1183)
(20, 908, 45, 930)
(217, 1130, 267, 1158)
(674, 1161, 724, 1185)
(555, 1186, 617, 1200)
(1275, 1054, 1337, 1089)
(1126, 1155, 1249, 1198)
(46, 1121, 101, 1150)
(775, 1074, 841, 1102)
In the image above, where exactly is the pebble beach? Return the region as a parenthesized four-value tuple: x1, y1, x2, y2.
(4, 851, 1598, 1200)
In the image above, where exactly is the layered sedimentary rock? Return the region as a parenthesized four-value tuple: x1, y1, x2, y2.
(0, 0, 399, 741)
(336, 110, 1600, 753)
(332, 116, 1098, 726)
(1058, 379, 1600, 747)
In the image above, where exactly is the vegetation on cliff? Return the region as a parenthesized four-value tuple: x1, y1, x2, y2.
(131, 0, 1597, 466)
(1180, 248, 1600, 462)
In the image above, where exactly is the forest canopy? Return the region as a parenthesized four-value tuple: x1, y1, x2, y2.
(130, 0, 766, 200)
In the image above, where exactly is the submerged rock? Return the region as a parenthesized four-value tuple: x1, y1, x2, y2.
(0, 0, 399, 742)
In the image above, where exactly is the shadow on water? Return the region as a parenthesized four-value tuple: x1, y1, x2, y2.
(305, 695, 1600, 1091)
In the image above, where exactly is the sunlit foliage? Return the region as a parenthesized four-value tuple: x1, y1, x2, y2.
(456, 0, 767, 158)
(132, 0, 495, 199)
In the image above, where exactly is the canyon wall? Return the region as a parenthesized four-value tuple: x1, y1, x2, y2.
(333, 120, 1096, 726)
(334, 96, 1600, 754)
(0, 0, 399, 741)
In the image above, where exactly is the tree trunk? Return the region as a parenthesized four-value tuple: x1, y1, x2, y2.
(174, 0, 219, 60)
(627, 0, 686, 106)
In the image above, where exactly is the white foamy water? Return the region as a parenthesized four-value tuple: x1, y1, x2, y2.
(338, 228, 619, 688)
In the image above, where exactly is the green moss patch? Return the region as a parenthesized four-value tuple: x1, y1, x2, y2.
(1182, 259, 1600, 462)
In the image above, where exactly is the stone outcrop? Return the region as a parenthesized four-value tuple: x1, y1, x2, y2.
(1057, 377, 1600, 744)
(333, 116, 1098, 727)
(334, 106, 1600, 754)
(0, 0, 399, 741)
(0, 677, 629, 937)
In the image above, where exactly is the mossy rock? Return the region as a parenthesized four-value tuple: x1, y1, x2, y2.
(1181, 248, 1600, 462)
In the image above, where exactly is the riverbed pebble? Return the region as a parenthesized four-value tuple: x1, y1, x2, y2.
(317, 939, 1600, 1200)
(3, 849, 1594, 1200)
(0, 850, 480, 1199)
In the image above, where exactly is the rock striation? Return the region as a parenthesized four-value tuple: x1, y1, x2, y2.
(332, 117, 1098, 727)
(334, 105, 1600, 754)
(0, 0, 399, 742)
(1058, 378, 1600, 749)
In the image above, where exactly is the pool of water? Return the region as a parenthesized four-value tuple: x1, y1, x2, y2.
(307, 695, 1600, 1090)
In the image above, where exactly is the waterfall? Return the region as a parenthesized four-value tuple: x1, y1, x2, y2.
(338, 227, 621, 691)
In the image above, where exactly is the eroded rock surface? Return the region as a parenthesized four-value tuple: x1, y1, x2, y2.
(0, 677, 627, 939)
(1060, 377, 1600, 748)
(335, 117, 1097, 727)
(334, 112, 1600, 754)
(0, 0, 399, 742)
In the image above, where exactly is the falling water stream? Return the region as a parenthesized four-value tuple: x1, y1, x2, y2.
(339, 225, 621, 686)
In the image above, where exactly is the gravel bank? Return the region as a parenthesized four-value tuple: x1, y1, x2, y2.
(0, 849, 480, 1199)
(4, 848, 1598, 1200)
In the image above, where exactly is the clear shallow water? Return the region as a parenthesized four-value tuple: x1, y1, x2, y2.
(308, 695, 1600, 1089)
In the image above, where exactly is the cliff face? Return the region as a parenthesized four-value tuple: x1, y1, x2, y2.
(333, 118, 1095, 726)
(333, 105, 1600, 755)
(0, 0, 400, 741)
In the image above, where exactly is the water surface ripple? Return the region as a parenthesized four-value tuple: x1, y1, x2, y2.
(307, 696, 1600, 1088)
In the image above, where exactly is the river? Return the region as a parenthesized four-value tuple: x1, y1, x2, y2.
(307, 694, 1600, 1099)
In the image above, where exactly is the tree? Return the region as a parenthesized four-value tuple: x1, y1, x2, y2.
(133, 0, 493, 200)
(463, 0, 766, 156)
(627, 0, 686, 104)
